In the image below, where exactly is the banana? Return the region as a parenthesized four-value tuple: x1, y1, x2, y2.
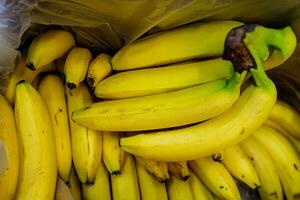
(39, 75, 72, 182)
(67, 167, 82, 200)
(111, 153, 140, 200)
(73, 71, 246, 131)
(82, 161, 111, 200)
(95, 58, 233, 99)
(253, 126, 300, 200)
(66, 83, 102, 183)
(102, 131, 125, 174)
(112, 21, 243, 70)
(136, 160, 168, 200)
(14, 81, 57, 200)
(221, 145, 260, 189)
(240, 137, 283, 200)
(167, 175, 194, 200)
(65, 48, 92, 89)
(189, 170, 214, 200)
(269, 100, 300, 139)
(0, 95, 19, 200)
(31, 75, 42, 89)
(26, 29, 75, 71)
(168, 161, 190, 181)
(135, 156, 170, 183)
(87, 53, 112, 88)
(189, 157, 240, 200)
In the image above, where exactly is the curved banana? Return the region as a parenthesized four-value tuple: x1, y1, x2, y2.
(189, 170, 214, 200)
(87, 53, 112, 88)
(66, 83, 102, 184)
(240, 137, 283, 200)
(112, 20, 243, 70)
(82, 161, 111, 200)
(73, 71, 245, 131)
(253, 126, 300, 200)
(65, 48, 92, 89)
(167, 175, 194, 200)
(39, 75, 72, 182)
(26, 29, 75, 70)
(14, 81, 57, 200)
(168, 161, 190, 181)
(0, 95, 19, 200)
(221, 145, 260, 189)
(189, 157, 240, 200)
(136, 161, 168, 200)
(67, 167, 82, 200)
(111, 153, 140, 200)
(135, 156, 169, 183)
(95, 58, 233, 99)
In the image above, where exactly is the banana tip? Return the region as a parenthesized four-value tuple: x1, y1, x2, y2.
(67, 82, 77, 89)
(26, 62, 36, 71)
(17, 80, 27, 85)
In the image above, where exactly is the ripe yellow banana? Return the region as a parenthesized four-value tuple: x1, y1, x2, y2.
(0, 95, 19, 200)
(167, 175, 194, 200)
(73, 71, 245, 131)
(189, 157, 240, 200)
(95, 58, 234, 99)
(26, 29, 75, 70)
(65, 48, 92, 89)
(66, 83, 102, 184)
(253, 126, 300, 200)
(82, 161, 111, 200)
(39, 75, 72, 182)
(221, 145, 260, 189)
(112, 20, 243, 70)
(67, 167, 82, 200)
(14, 81, 57, 200)
(189, 170, 214, 200)
(240, 136, 283, 200)
(111, 153, 140, 200)
(136, 161, 168, 200)
(87, 53, 112, 88)
(168, 161, 190, 181)
(269, 100, 300, 139)
(102, 131, 125, 174)
(135, 156, 170, 183)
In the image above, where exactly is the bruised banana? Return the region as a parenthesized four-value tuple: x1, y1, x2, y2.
(26, 29, 75, 71)
(253, 126, 300, 200)
(73, 71, 245, 131)
(135, 156, 169, 183)
(0, 95, 19, 200)
(65, 48, 92, 89)
(168, 161, 190, 181)
(188, 170, 214, 200)
(15, 81, 57, 200)
(39, 75, 72, 182)
(240, 137, 283, 200)
(66, 83, 102, 184)
(87, 53, 112, 88)
(167, 175, 194, 200)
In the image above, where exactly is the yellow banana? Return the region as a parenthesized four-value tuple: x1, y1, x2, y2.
(67, 167, 82, 200)
(87, 53, 112, 88)
(189, 157, 240, 200)
(136, 161, 168, 200)
(14, 81, 57, 200)
(111, 153, 140, 200)
(95, 58, 233, 99)
(66, 83, 102, 184)
(135, 156, 170, 183)
(112, 20, 243, 70)
(102, 131, 125, 175)
(167, 175, 194, 200)
(253, 126, 300, 200)
(73, 71, 246, 131)
(39, 75, 72, 182)
(168, 161, 190, 181)
(65, 48, 92, 89)
(82, 161, 111, 200)
(240, 137, 283, 200)
(31, 74, 42, 89)
(269, 100, 300, 139)
(189, 170, 214, 200)
(221, 145, 260, 189)
(26, 29, 75, 70)
(0, 95, 19, 200)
